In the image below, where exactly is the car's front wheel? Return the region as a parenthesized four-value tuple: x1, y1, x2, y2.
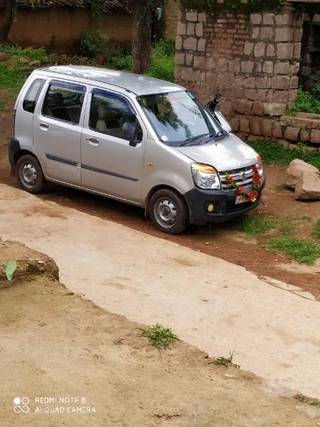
(149, 189, 188, 234)
(16, 154, 45, 194)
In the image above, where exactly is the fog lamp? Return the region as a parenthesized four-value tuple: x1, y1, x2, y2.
(207, 203, 215, 213)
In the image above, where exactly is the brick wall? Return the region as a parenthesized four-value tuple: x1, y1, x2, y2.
(175, 2, 320, 147)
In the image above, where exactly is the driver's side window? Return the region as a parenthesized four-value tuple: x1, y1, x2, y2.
(89, 89, 142, 141)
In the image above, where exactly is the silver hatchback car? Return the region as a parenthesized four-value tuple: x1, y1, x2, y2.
(9, 66, 265, 234)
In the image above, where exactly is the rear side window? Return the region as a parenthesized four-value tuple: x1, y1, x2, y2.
(23, 78, 45, 113)
(42, 81, 86, 124)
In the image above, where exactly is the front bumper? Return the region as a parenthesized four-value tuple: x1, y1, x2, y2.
(184, 184, 264, 225)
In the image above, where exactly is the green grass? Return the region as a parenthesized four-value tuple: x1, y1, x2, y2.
(237, 214, 276, 237)
(140, 324, 178, 349)
(250, 139, 320, 170)
(313, 219, 320, 240)
(0, 43, 49, 63)
(0, 63, 30, 93)
(288, 89, 320, 115)
(267, 236, 320, 265)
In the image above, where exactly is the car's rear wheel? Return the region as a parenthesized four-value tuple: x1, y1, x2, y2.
(149, 189, 188, 234)
(16, 154, 45, 194)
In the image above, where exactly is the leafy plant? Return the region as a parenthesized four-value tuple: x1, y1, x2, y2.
(147, 39, 175, 82)
(79, 30, 109, 59)
(288, 89, 320, 115)
(5, 260, 17, 282)
(140, 324, 178, 349)
(267, 237, 320, 265)
(209, 352, 240, 368)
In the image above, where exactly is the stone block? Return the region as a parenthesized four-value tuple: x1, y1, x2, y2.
(196, 23, 204, 37)
(272, 122, 283, 139)
(244, 77, 256, 89)
(274, 62, 290, 75)
(230, 117, 240, 132)
(198, 13, 207, 22)
(187, 23, 195, 35)
(300, 129, 310, 143)
(263, 13, 274, 26)
(244, 41, 254, 56)
(252, 27, 260, 40)
(310, 130, 320, 144)
(250, 13, 262, 25)
(254, 42, 266, 58)
(266, 44, 275, 57)
(272, 76, 290, 90)
(261, 27, 274, 41)
(284, 126, 300, 142)
(193, 55, 205, 69)
(198, 38, 206, 52)
(240, 118, 250, 133)
(263, 61, 273, 74)
(186, 53, 193, 66)
(176, 36, 183, 50)
(186, 12, 198, 22)
(252, 102, 264, 115)
(175, 53, 185, 65)
(275, 14, 292, 26)
(264, 103, 286, 116)
(241, 61, 254, 74)
(234, 100, 252, 114)
(275, 28, 293, 42)
(277, 43, 293, 60)
(177, 22, 186, 35)
(183, 37, 197, 51)
(250, 118, 262, 135)
(261, 119, 273, 137)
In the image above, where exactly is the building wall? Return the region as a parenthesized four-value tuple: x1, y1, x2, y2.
(175, 2, 320, 145)
(1, 8, 133, 52)
(165, 0, 180, 39)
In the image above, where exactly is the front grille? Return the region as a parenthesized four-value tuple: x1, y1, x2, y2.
(219, 165, 255, 190)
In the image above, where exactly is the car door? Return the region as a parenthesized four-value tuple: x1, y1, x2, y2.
(80, 88, 144, 202)
(33, 79, 87, 185)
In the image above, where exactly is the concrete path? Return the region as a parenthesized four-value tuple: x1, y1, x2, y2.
(0, 183, 319, 398)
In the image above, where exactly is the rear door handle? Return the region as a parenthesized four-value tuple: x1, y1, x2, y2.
(86, 137, 99, 146)
(40, 123, 49, 131)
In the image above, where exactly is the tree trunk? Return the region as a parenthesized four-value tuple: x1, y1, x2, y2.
(132, 0, 153, 74)
(0, 0, 16, 42)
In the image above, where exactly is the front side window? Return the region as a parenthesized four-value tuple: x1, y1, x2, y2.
(138, 90, 223, 146)
(23, 78, 45, 113)
(89, 89, 142, 141)
(42, 81, 86, 124)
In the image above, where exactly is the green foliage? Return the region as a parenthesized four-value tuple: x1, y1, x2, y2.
(288, 89, 320, 115)
(147, 39, 175, 82)
(0, 43, 48, 63)
(209, 352, 239, 368)
(250, 140, 320, 170)
(180, 0, 284, 14)
(267, 237, 320, 265)
(140, 324, 178, 349)
(5, 260, 17, 282)
(79, 30, 109, 59)
(295, 393, 320, 407)
(107, 48, 132, 71)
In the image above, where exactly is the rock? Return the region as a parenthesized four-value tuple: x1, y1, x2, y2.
(294, 169, 320, 201)
(286, 159, 319, 189)
(0, 52, 10, 62)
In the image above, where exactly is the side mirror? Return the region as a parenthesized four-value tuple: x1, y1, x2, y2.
(122, 122, 141, 147)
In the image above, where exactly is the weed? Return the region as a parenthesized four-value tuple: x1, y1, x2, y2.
(0, 63, 30, 93)
(237, 214, 276, 237)
(313, 219, 320, 240)
(147, 39, 175, 82)
(209, 352, 240, 368)
(79, 30, 109, 59)
(267, 236, 320, 265)
(294, 393, 320, 407)
(140, 324, 178, 349)
(288, 89, 320, 115)
(250, 139, 320, 170)
(5, 260, 17, 282)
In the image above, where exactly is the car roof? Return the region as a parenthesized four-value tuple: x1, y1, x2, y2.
(40, 65, 184, 96)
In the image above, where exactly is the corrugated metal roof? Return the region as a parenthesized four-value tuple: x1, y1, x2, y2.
(0, 0, 128, 10)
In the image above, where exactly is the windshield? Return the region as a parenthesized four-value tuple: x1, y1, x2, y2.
(138, 91, 224, 146)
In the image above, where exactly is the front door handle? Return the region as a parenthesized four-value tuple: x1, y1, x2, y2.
(86, 137, 99, 146)
(40, 123, 49, 131)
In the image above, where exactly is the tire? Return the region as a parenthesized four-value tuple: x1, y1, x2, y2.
(149, 189, 188, 234)
(16, 154, 45, 194)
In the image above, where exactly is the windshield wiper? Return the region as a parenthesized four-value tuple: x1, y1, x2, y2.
(178, 133, 213, 147)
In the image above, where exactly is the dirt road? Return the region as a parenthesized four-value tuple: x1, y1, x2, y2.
(1, 182, 320, 401)
(1, 241, 318, 426)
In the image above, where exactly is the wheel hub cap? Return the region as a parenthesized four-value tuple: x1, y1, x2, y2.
(21, 162, 38, 186)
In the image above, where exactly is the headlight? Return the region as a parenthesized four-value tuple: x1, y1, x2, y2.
(191, 163, 221, 190)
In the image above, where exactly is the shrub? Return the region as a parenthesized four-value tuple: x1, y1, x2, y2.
(147, 39, 175, 82)
(0, 43, 49, 63)
(79, 30, 109, 59)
